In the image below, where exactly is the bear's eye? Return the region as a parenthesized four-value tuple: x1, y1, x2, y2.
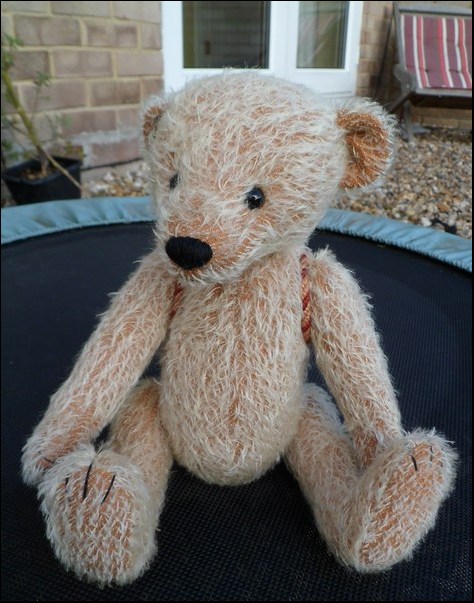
(169, 173, 179, 190)
(245, 186, 265, 210)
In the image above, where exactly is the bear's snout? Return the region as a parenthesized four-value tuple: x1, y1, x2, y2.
(165, 236, 213, 270)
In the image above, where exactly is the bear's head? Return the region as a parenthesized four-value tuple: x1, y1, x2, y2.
(143, 72, 394, 284)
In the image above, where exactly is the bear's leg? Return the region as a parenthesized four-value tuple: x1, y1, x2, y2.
(38, 378, 172, 586)
(285, 384, 359, 563)
(286, 384, 457, 572)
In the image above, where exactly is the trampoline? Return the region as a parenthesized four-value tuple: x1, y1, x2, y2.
(1, 197, 471, 601)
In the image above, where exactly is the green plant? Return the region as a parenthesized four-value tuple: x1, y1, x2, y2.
(1, 33, 81, 187)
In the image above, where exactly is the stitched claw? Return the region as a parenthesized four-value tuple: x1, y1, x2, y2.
(101, 475, 116, 505)
(82, 463, 93, 500)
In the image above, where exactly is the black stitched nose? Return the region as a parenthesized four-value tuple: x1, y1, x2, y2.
(165, 236, 213, 270)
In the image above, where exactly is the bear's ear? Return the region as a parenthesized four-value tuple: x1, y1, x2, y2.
(336, 106, 394, 189)
(142, 97, 167, 146)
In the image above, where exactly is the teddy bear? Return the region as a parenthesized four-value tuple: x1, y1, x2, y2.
(21, 72, 457, 586)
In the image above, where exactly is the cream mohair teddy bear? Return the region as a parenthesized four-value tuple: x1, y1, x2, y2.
(22, 72, 456, 586)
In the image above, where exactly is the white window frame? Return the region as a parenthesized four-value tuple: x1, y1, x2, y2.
(162, 1, 363, 96)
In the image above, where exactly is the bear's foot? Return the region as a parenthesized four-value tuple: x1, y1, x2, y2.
(38, 444, 159, 586)
(344, 431, 457, 572)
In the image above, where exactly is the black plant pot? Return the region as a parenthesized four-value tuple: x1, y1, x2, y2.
(2, 156, 82, 205)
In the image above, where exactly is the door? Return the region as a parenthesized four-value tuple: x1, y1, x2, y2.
(162, 1, 363, 96)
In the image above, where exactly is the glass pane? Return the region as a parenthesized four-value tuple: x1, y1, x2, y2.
(183, 1, 270, 68)
(297, 1, 348, 69)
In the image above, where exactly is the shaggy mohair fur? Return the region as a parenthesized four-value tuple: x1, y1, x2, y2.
(22, 72, 457, 586)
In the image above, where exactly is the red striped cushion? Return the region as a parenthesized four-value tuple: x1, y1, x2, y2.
(401, 14, 472, 90)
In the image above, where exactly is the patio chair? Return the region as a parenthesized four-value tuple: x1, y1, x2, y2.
(389, 2, 472, 140)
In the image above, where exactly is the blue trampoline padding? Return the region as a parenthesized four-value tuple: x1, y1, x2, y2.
(1, 197, 471, 272)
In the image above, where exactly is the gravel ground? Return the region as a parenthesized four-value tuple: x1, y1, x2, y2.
(335, 127, 472, 239)
(4, 127, 471, 240)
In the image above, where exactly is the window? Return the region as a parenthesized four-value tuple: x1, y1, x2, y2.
(162, 1, 363, 96)
(183, 1, 271, 69)
(297, 1, 348, 69)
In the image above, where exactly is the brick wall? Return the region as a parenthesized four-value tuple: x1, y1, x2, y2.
(1, 1, 163, 168)
(358, 0, 472, 130)
(357, 1, 393, 98)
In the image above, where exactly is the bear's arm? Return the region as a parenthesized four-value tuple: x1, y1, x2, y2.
(22, 250, 175, 486)
(307, 248, 404, 468)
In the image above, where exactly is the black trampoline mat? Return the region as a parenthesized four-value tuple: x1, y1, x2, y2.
(1, 223, 472, 601)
